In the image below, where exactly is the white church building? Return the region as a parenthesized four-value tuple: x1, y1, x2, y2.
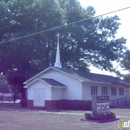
(24, 34, 130, 110)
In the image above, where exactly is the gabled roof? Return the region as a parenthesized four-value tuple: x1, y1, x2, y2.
(56, 68, 128, 86)
(23, 67, 90, 84)
(24, 78, 67, 88)
(23, 66, 129, 86)
(41, 78, 67, 87)
(23, 67, 53, 84)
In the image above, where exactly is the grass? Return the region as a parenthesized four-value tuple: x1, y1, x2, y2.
(0, 110, 84, 130)
(0, 110, 128, 130)
(0, 108, 129, 130)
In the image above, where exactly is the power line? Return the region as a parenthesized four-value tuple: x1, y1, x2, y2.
(0, 6, 130, 44)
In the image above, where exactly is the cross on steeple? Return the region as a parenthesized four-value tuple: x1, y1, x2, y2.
(54, 33, 62, 68)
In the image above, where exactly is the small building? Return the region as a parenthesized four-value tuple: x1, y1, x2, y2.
(24, 34, 130, 110)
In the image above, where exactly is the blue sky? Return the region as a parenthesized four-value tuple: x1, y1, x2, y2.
(79, 0, 130, 75)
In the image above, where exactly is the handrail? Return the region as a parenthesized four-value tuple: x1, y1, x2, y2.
(109, 97, 129, 107)
(110, 97, 127, 102)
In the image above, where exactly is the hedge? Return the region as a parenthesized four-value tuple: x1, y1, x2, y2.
(20, 99, 92, 110)
(57, 100, 92, 110)
(20, 99, 27, 107)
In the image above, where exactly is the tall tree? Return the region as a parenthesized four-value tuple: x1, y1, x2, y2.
(120, 50, 130, 83)
(0, 75, 11, 93)
(0, 0, 127, 97)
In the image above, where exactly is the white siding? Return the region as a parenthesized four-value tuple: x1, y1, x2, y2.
(82, 82, 101, 100)
(51, 88, 64, 100)
(126, 88, 130, 98)
(27, 81, 51, 100)
(27, 67, 127, 101)
(82, 83, 91, 100)
(40, 69, 82, 100)
(109, 86, 126, 100)
(98, 86, 102, 95)
(82, 82, 127, 101)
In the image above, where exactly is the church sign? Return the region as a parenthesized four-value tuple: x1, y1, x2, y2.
(92, 96, 110, 114)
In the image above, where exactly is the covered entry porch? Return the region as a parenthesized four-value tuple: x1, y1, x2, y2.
(24, 78, 67, 110)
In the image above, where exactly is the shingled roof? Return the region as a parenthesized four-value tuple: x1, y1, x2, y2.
(41, 78, 67, 88)
(24, 67, 129, 87)
(55, 67, 129, 86)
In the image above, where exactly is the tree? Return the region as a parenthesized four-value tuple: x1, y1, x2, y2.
(0, 75, 11, 93)
(7, 71, 26, 99)
(0, 0, 127, 97)
(120, 50, 130, 83)
(121, 50, 130, 71)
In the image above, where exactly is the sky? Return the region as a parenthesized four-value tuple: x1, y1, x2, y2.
(79, 0, 130, 75)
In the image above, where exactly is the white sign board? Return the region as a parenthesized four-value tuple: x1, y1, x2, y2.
(97, 102, 109, 113)
(92, 96, 110, 114)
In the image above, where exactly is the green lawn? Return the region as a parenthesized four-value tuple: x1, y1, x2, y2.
(0, 108, 129, 130)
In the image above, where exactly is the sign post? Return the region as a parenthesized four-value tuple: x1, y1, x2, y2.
(92, 95, 110, 114)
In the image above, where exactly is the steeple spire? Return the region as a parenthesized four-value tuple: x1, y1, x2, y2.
(54, 33, 62, 68)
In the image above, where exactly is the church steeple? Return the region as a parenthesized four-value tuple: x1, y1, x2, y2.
(54, 33, 62, 68)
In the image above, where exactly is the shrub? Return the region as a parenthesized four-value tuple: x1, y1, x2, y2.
(0, 95, 4, 101)
(85, 112, 116, 121)
(57, 100, 92, 110)
(85, 113, 92, 120)
(21, 99, 27, 107)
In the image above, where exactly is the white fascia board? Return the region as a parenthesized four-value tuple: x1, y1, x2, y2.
(23, 67, 52, 84)
(24, 66, 85, 85)
(81, 80, 111, 85)
(23, 66, 98, 85)
(23, 85, 28, 88)
(23, 78, 52, 88)
(52, 86, 67, 88)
